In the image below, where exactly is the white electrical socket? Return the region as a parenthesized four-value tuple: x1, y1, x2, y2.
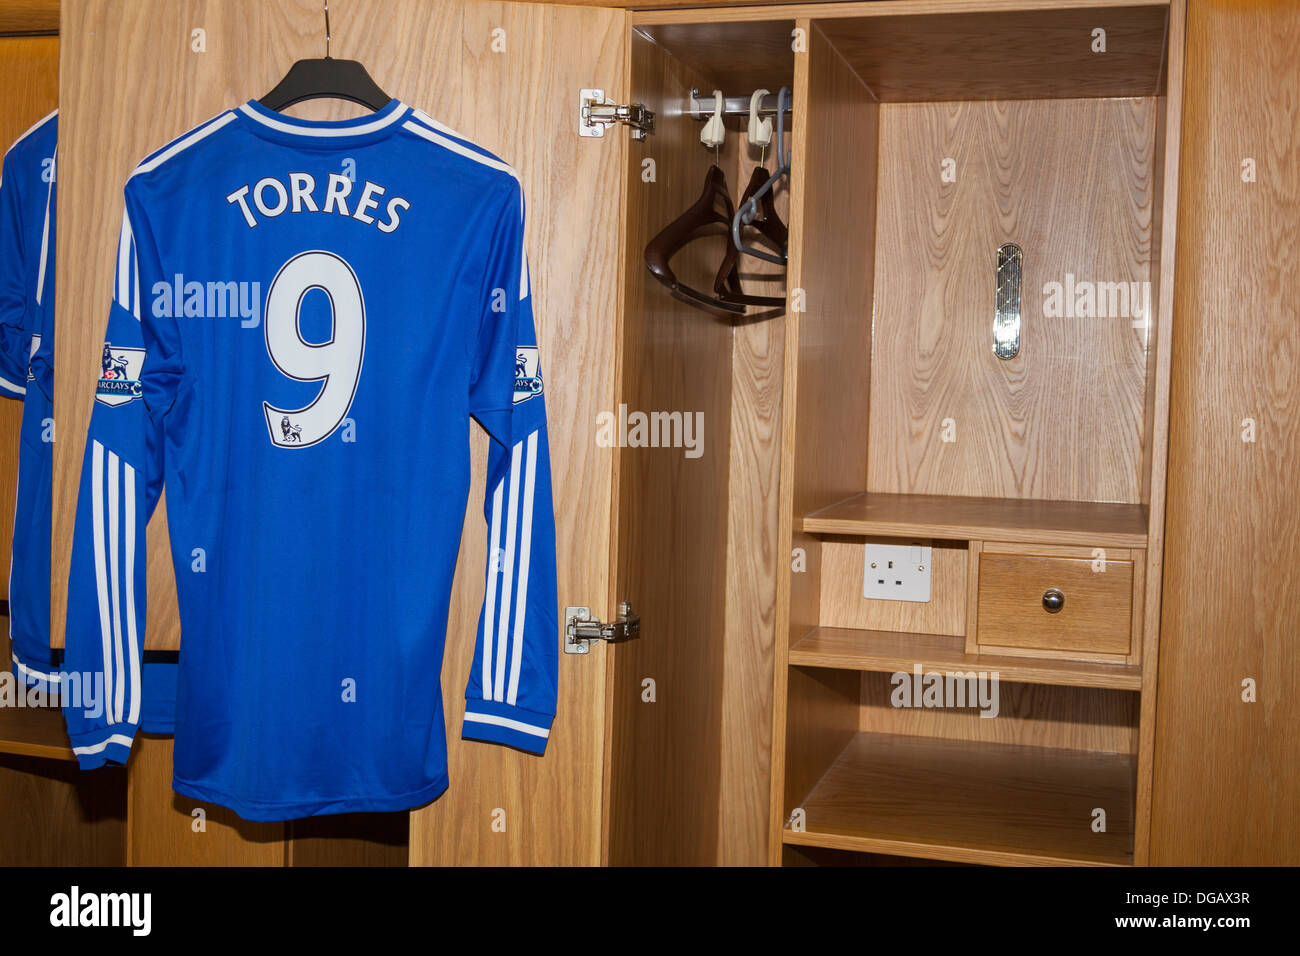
(863, 540, 932, 603)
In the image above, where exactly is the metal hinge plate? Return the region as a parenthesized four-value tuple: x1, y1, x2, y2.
(579, 89, 654, 140)
(564, 602, 641, 654)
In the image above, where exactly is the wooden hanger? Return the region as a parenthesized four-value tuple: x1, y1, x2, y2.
(644, 165, 747, 315)
(260, 1, 391, 112)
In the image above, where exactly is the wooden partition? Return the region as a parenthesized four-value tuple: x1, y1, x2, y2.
(769, 16, 878, 865)
(1151, 0, 1300, 866)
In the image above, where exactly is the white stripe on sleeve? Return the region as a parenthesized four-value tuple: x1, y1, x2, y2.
(124, 461, 141, 725)
(91, 441, 115, 720)
(107, 450, 125, 723)
(493, 441, 523, 702)
(116, 212, 132, 313)
(506, 431, 538, 705)
(481, 478, 504, 700)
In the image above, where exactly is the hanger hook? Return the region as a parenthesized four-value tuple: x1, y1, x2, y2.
(324, 0, 331, 59)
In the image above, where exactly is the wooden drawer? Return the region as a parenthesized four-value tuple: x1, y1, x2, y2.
(975, 548, 1135, 657)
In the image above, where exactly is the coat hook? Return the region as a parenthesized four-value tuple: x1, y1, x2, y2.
(747, 89, 773, 151)
(700, 89, 726, 151)
(324, 0, 332, 59)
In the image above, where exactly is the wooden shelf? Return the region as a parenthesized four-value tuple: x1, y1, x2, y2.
(0, 704, 74, 761)
(789, 626, 1143, 690)
(784, 732, 1135, 866)
(800, 492, 1149, 548)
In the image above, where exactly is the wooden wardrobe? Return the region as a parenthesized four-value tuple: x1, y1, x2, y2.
(0, 0, 1294, 867)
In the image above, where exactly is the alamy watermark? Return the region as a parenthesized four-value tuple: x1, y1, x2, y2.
(0, 669, 108, 718)
(1042, 274, 1150, 324)
(890, 664, 1000, 718)
(595, 403, 704, 459)
(150, 273, 262, 327)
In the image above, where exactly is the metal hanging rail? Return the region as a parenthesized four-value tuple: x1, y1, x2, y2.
(687, 88, 794, 121)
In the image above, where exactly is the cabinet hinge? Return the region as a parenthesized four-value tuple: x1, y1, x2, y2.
(579, 89, 654, 140)
(564, 601, 641, 654)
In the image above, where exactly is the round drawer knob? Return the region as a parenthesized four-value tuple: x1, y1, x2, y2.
(1042, 588, 1066, 613)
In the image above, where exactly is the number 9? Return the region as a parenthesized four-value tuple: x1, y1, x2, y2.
(262, 250, 365, 448)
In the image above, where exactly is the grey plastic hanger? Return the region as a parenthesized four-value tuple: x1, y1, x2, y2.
(731, 86, 792, 266)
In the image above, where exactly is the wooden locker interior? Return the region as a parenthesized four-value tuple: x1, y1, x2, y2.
(607, 0, 1186, 866)
(764, 1, 1182, 867)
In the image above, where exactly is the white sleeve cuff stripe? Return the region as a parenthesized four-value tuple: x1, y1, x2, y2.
(12, 653, 62, 683)
(72, 733, 134, 756)
(464, 712, 550, 738)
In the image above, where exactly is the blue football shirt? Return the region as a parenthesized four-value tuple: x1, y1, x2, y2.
(63, 100, 559, 821)
(0, 110, 57, 687)
(2, 111, 178, 728)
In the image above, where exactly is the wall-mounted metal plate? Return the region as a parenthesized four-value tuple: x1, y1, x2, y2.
(993, 242, 1023, 360)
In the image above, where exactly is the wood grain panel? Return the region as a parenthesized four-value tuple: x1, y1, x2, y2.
(287, 812, 408, 866)
(634, 0, 1174, 29)
(786, 732, 1134, 866)
(815, 5, 1169, 102)
(768, 17, 877, 865)
(789, 626, 1143, 691)
(1131, 0, 1184, 853)
(127, 735, 285, 865)
(819, 537, 966, 637)
(0, 35, 57, 601)
(605, 28, 734, 867)
(0, 754, 125, 865)
(717, 135, 789, 863)
(413, 0, 624, 868)
(858, 669, 1138, 755)
(0, 0, 58, 35)
(1151, 0, 1300, 866)
(804, 492, 1149, 547)
(0, 700, 71, 758)
(868, 97, 1156, 504)
(636, 19, 796, 93)
(976, 551, 1134, 655)
(781, 661, 858, 829)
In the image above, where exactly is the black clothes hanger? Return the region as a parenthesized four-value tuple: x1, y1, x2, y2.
(715, 164, 788, 308)
(644, 165, 747, 315)
(260, 1, 391, 112)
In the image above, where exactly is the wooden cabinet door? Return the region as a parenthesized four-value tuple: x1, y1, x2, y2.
(1151, 0, 1300, 865)
(56, 0, 629, 866)
(407, 0, 628, 866)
